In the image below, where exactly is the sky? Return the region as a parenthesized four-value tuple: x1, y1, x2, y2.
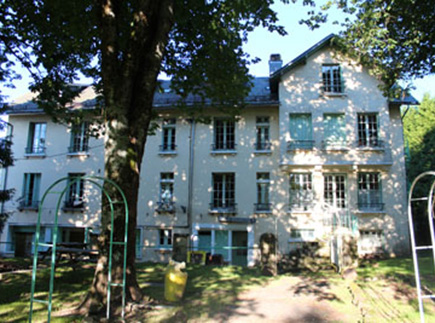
(1, 1, 434, 103)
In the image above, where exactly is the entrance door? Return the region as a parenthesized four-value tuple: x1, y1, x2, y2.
(232, 231, 248, 266)
(15, 232, 34, 257)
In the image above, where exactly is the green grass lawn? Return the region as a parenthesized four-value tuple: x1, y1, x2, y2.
(0, 256, 435, 322)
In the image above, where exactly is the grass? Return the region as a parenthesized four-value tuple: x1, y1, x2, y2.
(0, 256, 435, 322)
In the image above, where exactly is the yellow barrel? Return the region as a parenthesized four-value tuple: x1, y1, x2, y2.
(164, 263, 188, 302)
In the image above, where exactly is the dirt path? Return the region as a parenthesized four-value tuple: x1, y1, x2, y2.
(209, 276, 360, 323)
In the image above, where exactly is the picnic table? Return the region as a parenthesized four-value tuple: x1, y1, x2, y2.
(40, 242, 98, 262)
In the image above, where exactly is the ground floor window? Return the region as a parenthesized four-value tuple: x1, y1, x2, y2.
(358, 230, 383, 255)
(194, 228, 248, 266)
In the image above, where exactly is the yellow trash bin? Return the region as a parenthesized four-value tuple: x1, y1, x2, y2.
(164, 260, 188, 302)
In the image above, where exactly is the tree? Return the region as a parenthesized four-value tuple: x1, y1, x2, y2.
(0, 0, 288, 315)
(0, 120, 14, 234)
(301, 0, 435, 91)
(403, 94, 435, 245)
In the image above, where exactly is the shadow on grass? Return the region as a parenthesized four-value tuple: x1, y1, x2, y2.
(136, 263, 271, 322)
(0, 262, 94, 322)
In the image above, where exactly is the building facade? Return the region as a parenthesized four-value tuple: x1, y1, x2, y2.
(0, 35, 414, 265)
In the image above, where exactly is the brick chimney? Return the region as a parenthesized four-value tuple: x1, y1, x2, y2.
(269, 54, 282, 75)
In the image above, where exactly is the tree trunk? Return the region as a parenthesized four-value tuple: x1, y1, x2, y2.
(78, 0, 174, 316)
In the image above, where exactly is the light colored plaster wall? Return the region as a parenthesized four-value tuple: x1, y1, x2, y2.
(277, 47, 410, 256)
(1, 114, 104, 253)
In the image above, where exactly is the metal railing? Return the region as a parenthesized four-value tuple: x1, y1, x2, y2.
(254, 203, 271, 212)
(159, 144, 177, 152)
(209, 202, 237, 214)
(211, 143, 237, 151)
(156, 201, 176, 213)
(287, 140, 315, 151)
(253, 142, 271, 151)
(25, 146, 46, 155)
(357, 202, 384, 211)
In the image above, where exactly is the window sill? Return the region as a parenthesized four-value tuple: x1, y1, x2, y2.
(211, 150, 237, 155)
(209, 209, 237, 215)
(355, 210, 386, 215)
(253, 150, 272, 155)
(158, 151, 178, 156)
(322, 147, 350, 152)
(24, 153, 46, 158)
(18, 206, 39, 212)
(356, 147, 385, 152)
(67, 151, 90, 157)
(62, 207, 85, 213)
(154, 248, 172, 254)
(288, 238, 317, 243)
(322, 92, 347, 97)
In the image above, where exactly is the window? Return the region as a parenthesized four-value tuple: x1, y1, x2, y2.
(64, 173, 85, 210)
(323, 114, 346, 149)
(159, 229, 172, 248)
(26, 122, 46, 155)
(288, 114, 313, 150)
(322, 64, 343, 93)
(20, 173, 41, 210)
(358, 114, 380, 147)
(324, 174, 347, 209)
(213, 119, 235, 151)
(289, 229, 315, 241)
(289, 173, 313, 211)
(69, 122, 89, 153)
(359, 230, 383, 255)
(255, 173, 271, 212)
(255, 117, 271, 151)
(157, 173, 175, 213)
(211, 173, 236, 213)
(358, 173, 383, 211)
(161, 119, 176, 152)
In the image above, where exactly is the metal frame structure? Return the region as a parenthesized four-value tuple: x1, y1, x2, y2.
(28, 175, 129, 322)
(408, 171, 435, 323)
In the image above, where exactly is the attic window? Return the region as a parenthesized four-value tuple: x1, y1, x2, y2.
(322, 64, 344, 94)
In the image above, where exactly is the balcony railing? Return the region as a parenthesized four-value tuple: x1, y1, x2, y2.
(156, 201, 176, 214)
(18, 200, 39, 211)
(288, 201, 313, 212)
(159, 144, 177, 153)
(209, 202, 237, 214)
(254, 203, 272, 212)
(25, 146, 46, 155)
(357, 139, 384, 149)
(287, 140, 314, 151)
(322, 139, 349, 150)
(253, 142, 271, 151)
(68, 144, 89, 154)
(211, 143, 236, 151)
(63, 199, 85, 211)
(358, 202, 384, 212)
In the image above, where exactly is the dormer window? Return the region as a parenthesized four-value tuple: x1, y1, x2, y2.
(322, 64, 343, 94)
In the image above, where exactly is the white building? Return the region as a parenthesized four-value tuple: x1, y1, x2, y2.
(0, 35, 415, 265)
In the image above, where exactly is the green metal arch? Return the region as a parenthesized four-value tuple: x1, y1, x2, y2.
(28, 175, 129, 322)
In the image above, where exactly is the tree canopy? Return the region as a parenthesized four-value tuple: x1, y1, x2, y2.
(301, 0, 435, 90)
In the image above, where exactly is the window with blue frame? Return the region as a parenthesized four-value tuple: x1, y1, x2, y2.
(288, 114, 313, 150)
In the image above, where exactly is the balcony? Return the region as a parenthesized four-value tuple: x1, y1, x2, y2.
(321, 139, 349, 151)
(62, 199, 85, 212)
(254, 203, 272, 213)
(356, 139, 385, 150)
(211, 143, 237, 155)
(159, 144, 177, 155)
(156, 201, 176, 214)
(18, 200, 39, 211)
(209, 202, 237, 214)
(253, 142, 271, 153)
(357, 202, 384, 212)
(288, 201, 313, 212)
(68, 144, 89, 155)
(287, 140, 314, 151)
(24, 146, 46, 157)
